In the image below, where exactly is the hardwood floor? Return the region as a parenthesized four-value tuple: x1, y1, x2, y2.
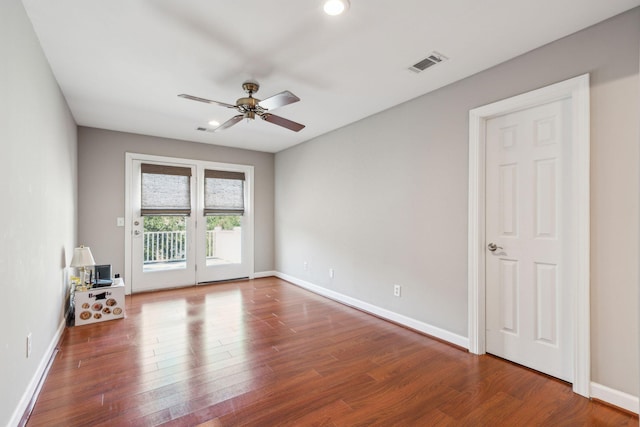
(27, 277, 636, 426)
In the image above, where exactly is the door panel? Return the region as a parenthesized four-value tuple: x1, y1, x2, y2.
(197, 214, 249, 283)
(195, 168, 251, 284)
(485, 98, 572, 382)
(499, 259, 519, 334)
(499, 163, 518, 236)
(131, 161, 196, 292)
(535, 262, 558, 344)
(535, 159, 557, 238)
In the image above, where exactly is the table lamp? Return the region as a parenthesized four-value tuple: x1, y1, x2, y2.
(70, 245, 96, 288)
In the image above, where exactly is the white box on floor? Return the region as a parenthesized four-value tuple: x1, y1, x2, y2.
(74, 278, 125, 326)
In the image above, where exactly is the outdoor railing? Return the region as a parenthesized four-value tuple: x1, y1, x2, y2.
(143, 229, 241, 264)
(144, 231, 186, 264)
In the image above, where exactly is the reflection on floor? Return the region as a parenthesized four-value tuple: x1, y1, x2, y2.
(26, 277, 637, 426)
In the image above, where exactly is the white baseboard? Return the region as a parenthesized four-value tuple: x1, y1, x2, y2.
(9, 319, 66, 427)
(274, 271, 469, 349)
(591, 382, 639, 414)
(253, 271, 277, 279)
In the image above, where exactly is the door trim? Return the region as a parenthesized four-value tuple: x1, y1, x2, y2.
(467, 74, 590, 397)
(124, 152, 255, 294)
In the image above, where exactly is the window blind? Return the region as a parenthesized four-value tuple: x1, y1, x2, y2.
(204, 170, 245, 215)
(141, 163, 192, 216)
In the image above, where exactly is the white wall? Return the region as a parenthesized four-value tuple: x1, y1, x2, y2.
(0, 0, 78, 425)
(77, 127, 275, 277)
(275, 8, 640, 397)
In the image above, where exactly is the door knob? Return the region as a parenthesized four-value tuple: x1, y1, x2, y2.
(488, 243, 503, 252)
(134, 230, 141, 236)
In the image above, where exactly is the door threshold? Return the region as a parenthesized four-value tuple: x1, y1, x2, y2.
(197, 277, 250, 285)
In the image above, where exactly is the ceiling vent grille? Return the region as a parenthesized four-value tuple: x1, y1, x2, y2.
(409, 52, 448, 73)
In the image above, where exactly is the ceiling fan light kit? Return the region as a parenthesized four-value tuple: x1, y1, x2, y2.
(179, 80, 305, 133)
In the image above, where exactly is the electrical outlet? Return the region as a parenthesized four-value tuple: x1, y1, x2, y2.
(329, 268, 334, 278)
(303, 261, 308, 271)
(26, 333, 32, 358)
(393, 285, 401, 297)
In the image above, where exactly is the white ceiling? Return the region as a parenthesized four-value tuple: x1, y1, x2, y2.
(21, 0, 640, 153)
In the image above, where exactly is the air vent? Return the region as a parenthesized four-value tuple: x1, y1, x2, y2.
(196, 127, 215, 133)
(409, 52, 448, 73)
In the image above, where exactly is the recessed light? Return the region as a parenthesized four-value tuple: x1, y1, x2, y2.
(208, 120, 220, 127)
(323, 0, 349, 16)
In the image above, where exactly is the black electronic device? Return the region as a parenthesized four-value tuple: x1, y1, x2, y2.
(94, 264, 113, 286)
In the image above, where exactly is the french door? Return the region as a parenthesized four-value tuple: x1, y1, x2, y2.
(126, 153, 254, 293)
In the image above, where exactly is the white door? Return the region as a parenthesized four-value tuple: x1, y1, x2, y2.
(127, 155, 254, 293)
(131, 160, 197, 292)
(195, 167, 253, 284)
(485, 98, 573, 382)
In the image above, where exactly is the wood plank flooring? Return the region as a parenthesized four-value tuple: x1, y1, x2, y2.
(27, 277, 636, 426)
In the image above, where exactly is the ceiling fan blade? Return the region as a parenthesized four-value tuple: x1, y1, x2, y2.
(259, 90, 300, 111)
(178, 94, 237, 109)
(261, 113, 305, 132)
(214, 114, 244, 132)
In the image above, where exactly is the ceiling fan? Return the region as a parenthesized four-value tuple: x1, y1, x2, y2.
(178, 81, 305, 132)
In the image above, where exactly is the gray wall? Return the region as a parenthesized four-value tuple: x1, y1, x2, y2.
(0, 0, 78, 424)
(77, 127, 275, 278)
(275, 9, 640, 396)
(2, 2, 638, 423)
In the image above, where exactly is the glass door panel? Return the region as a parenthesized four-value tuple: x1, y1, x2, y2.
(205, 215, 242, 266)
(143, 216, 187, 272)
(196, 166, 252, 284)
(131, 160, 196, 292)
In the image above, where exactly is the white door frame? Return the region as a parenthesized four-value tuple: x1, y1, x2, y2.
(124, 152, 255, 294)
(467, 74, 590, 397)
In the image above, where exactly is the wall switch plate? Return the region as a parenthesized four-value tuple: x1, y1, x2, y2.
(116, 217, 125, 227)
(393, 285, 401, 297)
(329, 268, 334, 278)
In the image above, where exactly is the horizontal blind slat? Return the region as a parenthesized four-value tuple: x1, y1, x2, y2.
(204, 208, 245, 216)
(141, 208, 191, 216)
(204, 170, 245, 180)
(142, 163, 192, 176)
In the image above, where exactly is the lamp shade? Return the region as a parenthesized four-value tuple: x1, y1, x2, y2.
(70, 246, 96, 267)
